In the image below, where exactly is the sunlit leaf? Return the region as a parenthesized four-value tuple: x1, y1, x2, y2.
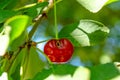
(59, 20, 110, 46)
(17, 2, 49, 11)
(110, 75, 120, 80)
(0, 72, 8, 80)
(106, 0, 119, 5)
(4, 15, 31, 45)
(73, 67, 90, 80)
(0, 35, 9, 56)
(45, 74, 72, 80)
(9, 31, 27, 51)
(76, 0, 108, 13)
(0, 26, 11, 56)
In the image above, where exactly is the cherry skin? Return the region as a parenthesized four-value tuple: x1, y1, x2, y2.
(44, 38, 74, 63)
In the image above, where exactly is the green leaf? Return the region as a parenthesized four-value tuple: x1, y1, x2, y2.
(4, 15, 31, 45)
(90, 63, 120, 80)
(22, 47, 45, 80)
(9, 31, 27, 51)
(8, 48, 27, 80)
(0, 10, 17, 23)
(76, 0, 108, 13)
(5, 0, 25, 9)
(33, 64, 77, 80)
(33, 68, 52, 80)
(59, 20, 110, 47)
(0, 57, 6, 76)
(33, 64, 90, 80)
(19, 2, 48, 18)
(106, 0, 119, 5)
(0, 58, 10, 73)
(0, 0, 13, 9)
(59, 22, 80, 46)
(33, 63, 119, 80)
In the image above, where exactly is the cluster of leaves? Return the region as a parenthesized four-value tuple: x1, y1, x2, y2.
(0, 0, 120, 80)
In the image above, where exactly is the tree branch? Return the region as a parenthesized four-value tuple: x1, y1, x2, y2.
(28, 0, 54, 40)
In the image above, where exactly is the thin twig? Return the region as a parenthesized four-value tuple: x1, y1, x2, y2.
(36, 40, 48, 44)
(28, 0, 54, 40)
(5, 47, 22, 72)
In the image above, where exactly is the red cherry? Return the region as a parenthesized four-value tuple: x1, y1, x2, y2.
(44, 38, 74, 63)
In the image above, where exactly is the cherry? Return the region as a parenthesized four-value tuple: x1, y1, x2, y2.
(44, 38, 74, 63)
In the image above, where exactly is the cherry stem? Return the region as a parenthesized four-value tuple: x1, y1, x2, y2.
(36, 40, 48, 44)
(34, 47, 51, 63)
(54, 0, 58, 39)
